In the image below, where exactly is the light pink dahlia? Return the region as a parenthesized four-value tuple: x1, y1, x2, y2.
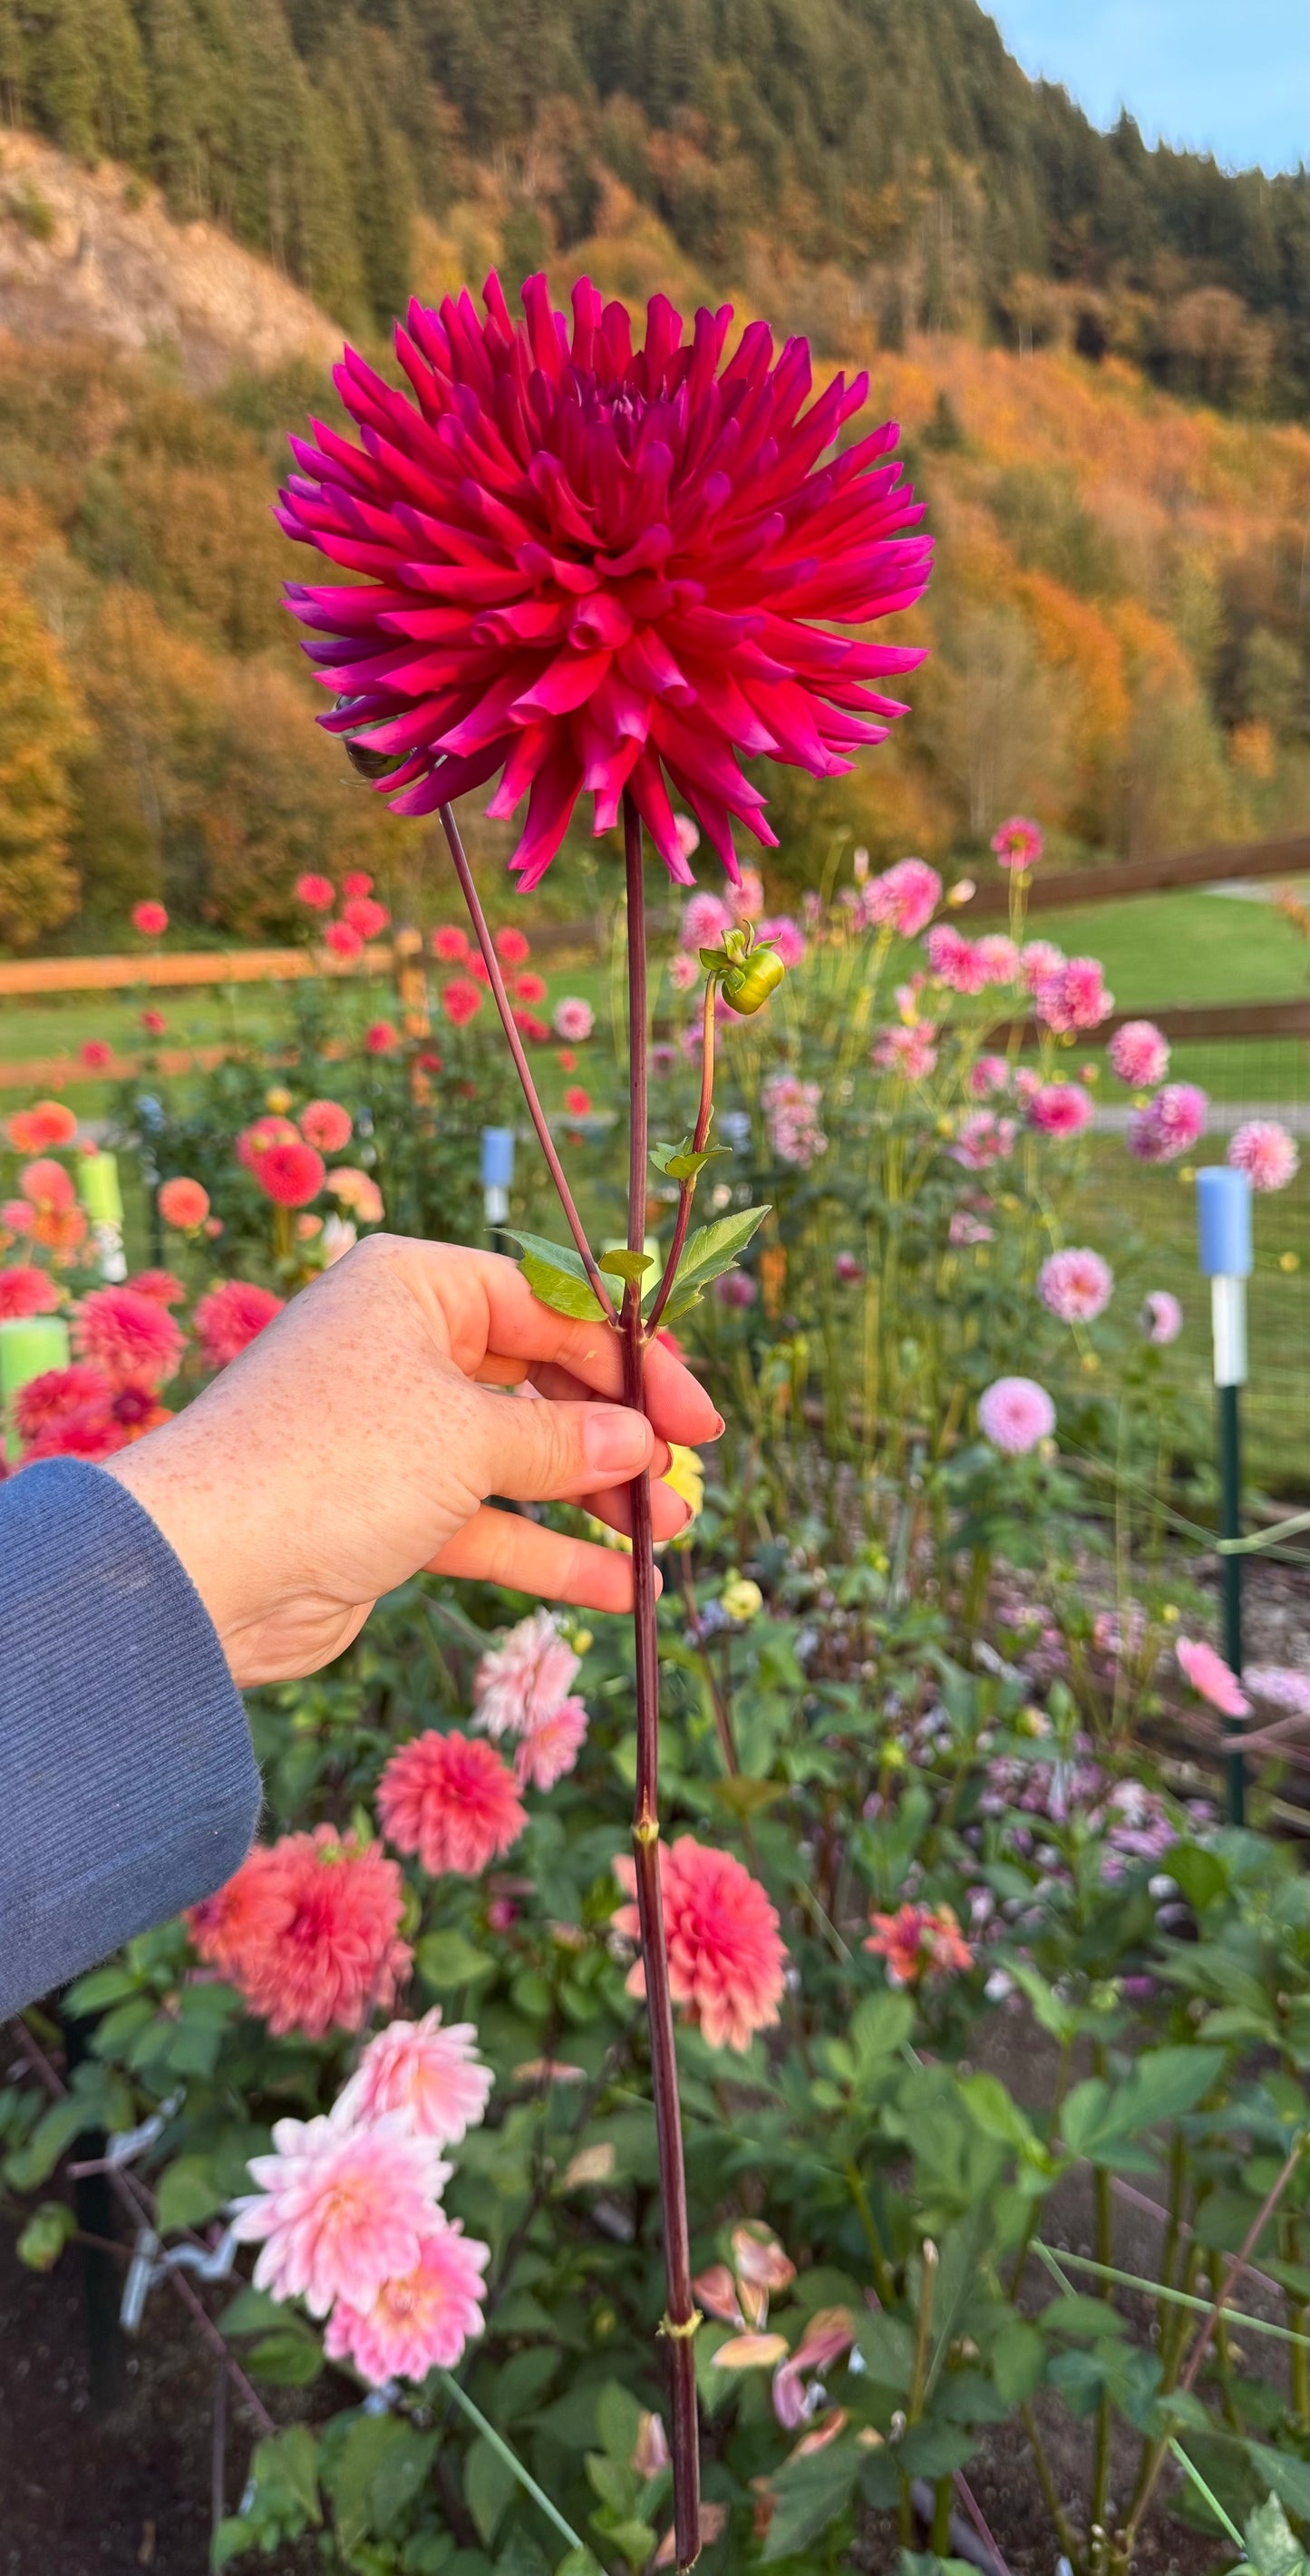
(975, 933, 1021, 987)
(1038, 1246, 1113, 1322)
(1033, 957, 1113, 1035)
(552, 995, 595, 1042)
(1127, 1083, 1208, 1163)
(680, 889, 733, 950)
(472, 1608, 580, 1739)
(1177, 1638, 1251, 1720)
(859, 857, 941, 938)
(977, 1376, 1055, 1453)
(231, 2109, 450, 2316)
(1140, 1289, 1183, 1345)
(324, 2217, 490, 2384)
(1108, 1020, 1169, 1089)
(873, 1023, 937, 1079)
(1228, 1120, 1298, 1193)
(336, 2009, 493, 2146)
(514, 1696, 589, 1790)
(278, 275, 930, 887)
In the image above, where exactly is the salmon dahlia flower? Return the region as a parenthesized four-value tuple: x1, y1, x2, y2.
(231, 2107, 450, 2317)
(336, 2009, 493, 2146)
(614, 1836, 787, 2053)
(188, 1824, 411, 2038)
(323, 2215, 490, 2383)
(377, 1728, 527, 1876)
(279, 273, 931, 889)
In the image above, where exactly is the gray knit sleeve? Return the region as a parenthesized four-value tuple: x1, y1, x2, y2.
(0, 1456, 260, 2015)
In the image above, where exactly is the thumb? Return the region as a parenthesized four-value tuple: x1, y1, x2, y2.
(464, 1384, 655, 1503)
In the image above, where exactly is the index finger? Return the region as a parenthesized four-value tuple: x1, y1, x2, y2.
(413, 1242, 723, 1450)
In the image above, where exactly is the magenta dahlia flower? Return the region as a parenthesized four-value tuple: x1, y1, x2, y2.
(278, 275, 931, 889)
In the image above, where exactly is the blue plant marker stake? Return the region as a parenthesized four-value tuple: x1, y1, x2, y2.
(480, 1125, 516, 1254)
(1196, 1166, 1252, 1824)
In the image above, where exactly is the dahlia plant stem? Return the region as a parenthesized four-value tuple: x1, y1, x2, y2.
(622, 787, 703, 2573)
(645, 977, 717, 1337)
(435, 802, 618, 1326)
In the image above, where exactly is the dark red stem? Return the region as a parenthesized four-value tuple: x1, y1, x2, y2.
(622, 791, 702, 2571)
(436, 802, 617, 1324)
(645, 977, 716, 1337)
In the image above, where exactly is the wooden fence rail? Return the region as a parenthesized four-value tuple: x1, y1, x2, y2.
(968, 832, 1309, 917)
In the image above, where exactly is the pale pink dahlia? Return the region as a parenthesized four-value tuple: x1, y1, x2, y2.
(1039, 1246, 1112, 1323)
(873, 1024, 937, 1079)
(1109, 1021, 1169, 1089)
(1140, 1289, 1183, 1345)
(1177, 1638, 1251, 1720)
(951, 1111, 1016, 1170)
(975, 933, 1021, 987)
(472, 1608, 580, 1739)
(514, 1696, 589, 1790)
(1228, 1120, 1298, 1193)
(324, 2217, 490, 2384)
(757, 913, 807, 967)
(1245, 1667, 1310, 1718)
(614, 1837, 787, 2053)
(859, 857, 941, 938)
(552, 996, 595, 1042)
(1128, 1083, 1208, 1163)
(279, 275, 930, 887)
(977, 1376, 1055, 1453)
(1028, 1082, 1093, 1137)
(336, 2009, 493, 2146)
(680, 890, 733, 950)
(969, 1055, 1011, 1098)
(1019, 939, 1064, 993)
(231, 2108, 449, 2317)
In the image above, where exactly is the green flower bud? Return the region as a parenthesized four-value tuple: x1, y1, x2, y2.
(720, 944, 785, 1014)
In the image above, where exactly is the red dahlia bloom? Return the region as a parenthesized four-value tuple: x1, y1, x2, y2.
(73, 1286, 185, 1390)
(194, 1278, 286, 1368)
(255, 1141, 326, 1208)
(279, 273, 930, 888)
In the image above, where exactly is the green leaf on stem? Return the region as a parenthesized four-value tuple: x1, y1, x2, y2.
(505, 1230, 607, 1322)
(653, 1205, 770, 1319)
(650, 1136, 730, 1182)
(597, 1249, 655, 1285)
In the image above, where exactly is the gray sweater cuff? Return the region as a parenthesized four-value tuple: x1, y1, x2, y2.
(1, 1455, 261, 2015)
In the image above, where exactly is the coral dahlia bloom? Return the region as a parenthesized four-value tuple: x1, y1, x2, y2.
(859, 857, 941, 938)
(494, 926, 531, 966)
(553, 996, 594, 1042)
(336, 2009, 493, 2146)
(14, 1364, 110, 1443)
(1038, 1247, 1113, 1323)
(231, 2108, 448, 2317)
(344, 895, 392, 940)
(432, 923, 470, 963)
(1177, 1638, 1251, 1720)
(1228, 1119, 1298, 1192)
(324, 2216, 490, 2383)
(865, 1902, 973, 1984)
(193, 1278, 285, 1368)
(473, 1609, 581, 1738)
(563, 1085, 592, 1117)
(295, 871, 335, 909)
(195, 1824, 411, 2038)
(73, 1286, 185, 1389)
(442, 976, 483, 1026)
(1109, 1021, 1169, 1089)
(512, 970, 548, 1005)
(6, 1101, 77, 1152)
(0, 1266, 62, 1321)
(378, 1729, 527, 1876)
(1028, 1082, 1093, 1137)
(255, 1141, 326, 1207)
(20, 1157, 75, 1214)
(364, 1019, 399, 1055)
(614, 1836, 787, 2053)
(236, 1114, 299, 1172)
(158, 1176, 209, 1230)
(299, 1099, 354, 1153)
(977, 1376, 1055, 1453)
(280, 274, 930, 888)
(131, 899, 168, 936)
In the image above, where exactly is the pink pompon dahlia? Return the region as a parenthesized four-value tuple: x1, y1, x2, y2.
(231, 2107, 449, 2317)
(324, 2215, 490, 2384)
(865, 1902, 973, 1985)
(1028, 1082, 1093, 1137)
(190, 1824, 411, 2039)
(1034, 957, 1113, 1035)
(0, 1266, 62, 1321)
(193, 1278, 285, 1368)
(336, 2009, 494, 2145)
(975, 934, 1021, 987)
(441, 975, 483, 1026)
(990, 816, 1043, 870)
(494, 925, 531, 965)
(473, 1608, 579, 1739)
(1127, 1082, 1208, 1163)
(73, 1285, 185, 1390)
(278, 274, 930, 889)
(614, 1836, 787, 2054)
(432, 922, 470, 963)
(324, 919, 364, 960)
(1228, 1120, 1298, 1193)
(13, 1363, 111, 1443)
(295, 872, 335, 909)
(925, 923, 988, 995)
(253, 1140, 325, 1208)
(131, 899, 168, 937)
(552, 995, 595, 1042)
(1140, 1289, 1183, 1345)
(1177, 1638, 1251, 1720)
(1038, 1246, 1113, 1323)
(757, 913, 806, 968)
(680, 889, 732, 950)
(977, 1375, 1055, 1453)
(1109, 1020, 1169, 1089)
(859, 857, 941, 938)
(377, 1729, 527, 1876)
(873, 1023, 937, 1080)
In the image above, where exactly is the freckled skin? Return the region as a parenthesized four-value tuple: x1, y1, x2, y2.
(107, 1236, 722, 1687)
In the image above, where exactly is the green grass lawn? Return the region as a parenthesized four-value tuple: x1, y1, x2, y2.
(1033, 884, 1308, 1011)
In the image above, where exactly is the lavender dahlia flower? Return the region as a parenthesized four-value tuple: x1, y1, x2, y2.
(279, 275, 932, 889)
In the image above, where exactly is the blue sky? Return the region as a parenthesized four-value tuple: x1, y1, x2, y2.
(987, 0, 1308, 174)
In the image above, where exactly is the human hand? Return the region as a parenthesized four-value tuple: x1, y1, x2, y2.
(105, 1235, 722, 1687)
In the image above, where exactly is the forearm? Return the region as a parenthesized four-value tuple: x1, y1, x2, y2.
(0, 1458, 260, 2016)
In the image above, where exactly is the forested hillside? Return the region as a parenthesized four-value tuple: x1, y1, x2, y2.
(0, 2, 1305, 950)
(0, 0, 1305, 409)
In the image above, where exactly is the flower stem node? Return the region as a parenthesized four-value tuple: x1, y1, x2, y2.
(633, 1814, 661, 1848)
(660, 2308, 704, 2341)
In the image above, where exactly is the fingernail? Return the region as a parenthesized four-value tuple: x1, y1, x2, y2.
(710, 1410, 725, 1436)
(584, 1407, 650, 1473)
